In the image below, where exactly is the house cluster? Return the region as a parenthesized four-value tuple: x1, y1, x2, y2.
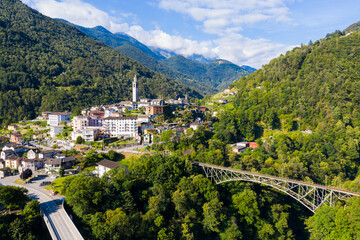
(223, 88, 239, 96)
(68, 75, 195, 142)
(232, 142, 258, 153)
(0, 143, 76, 178)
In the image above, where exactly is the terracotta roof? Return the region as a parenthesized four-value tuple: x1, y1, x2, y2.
(97, 159, 120, 169)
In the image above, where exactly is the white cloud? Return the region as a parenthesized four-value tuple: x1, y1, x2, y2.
(22, 0, 129, 33)
(158, 0, 293, 35)
(128, 26, 217, 59)
(21, 0, 295, 69)
(213, 33, 295, 68)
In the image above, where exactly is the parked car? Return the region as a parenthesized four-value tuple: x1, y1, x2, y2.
(40, 181, 51, 186)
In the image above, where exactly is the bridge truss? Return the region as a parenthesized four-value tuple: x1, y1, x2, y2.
(194, 162, 360, 213)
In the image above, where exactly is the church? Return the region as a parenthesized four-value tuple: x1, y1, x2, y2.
(131, 74, 165, 108)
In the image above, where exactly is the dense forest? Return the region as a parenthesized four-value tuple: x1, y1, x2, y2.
(61, 153, 310, 240)
(0, 0, 202, 127)
(59, 141, 360, 240)
(0, 186, 46, 240)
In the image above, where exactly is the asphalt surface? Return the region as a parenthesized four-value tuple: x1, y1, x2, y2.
(0, 175, 83, 240)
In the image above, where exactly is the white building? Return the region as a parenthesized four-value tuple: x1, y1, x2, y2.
(71, 127, 100, 142)
(47, 112, 71, 126)
(137, 115, 150, 123)
(95, 159, 120, 178)
(72, 116, 89, 131)
(103, 117, 138, 138)
(50, 126, 64, 138)
(104, 109, 117, 118)
(151, 99, 165, 106)
(72, 116, 102, 131)
(27, 149, 40, 159)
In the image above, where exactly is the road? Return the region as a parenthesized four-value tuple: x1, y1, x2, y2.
(0, 175, 84, 240)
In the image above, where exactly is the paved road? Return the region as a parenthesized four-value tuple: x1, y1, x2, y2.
(0, 175, 83, 240)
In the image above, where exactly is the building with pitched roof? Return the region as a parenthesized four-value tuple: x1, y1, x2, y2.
(95, 159, 121, 178)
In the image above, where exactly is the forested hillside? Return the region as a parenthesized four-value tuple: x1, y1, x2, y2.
(162, 56, 255, 92)
(231, 30, 360, 130)
(206, 28, 360, 186)
(0, 0, 201, 126)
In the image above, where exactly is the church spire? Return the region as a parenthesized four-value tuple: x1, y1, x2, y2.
(132, 74, 139, 102)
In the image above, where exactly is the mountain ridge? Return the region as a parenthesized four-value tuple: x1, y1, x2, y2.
(56, 19, 255, 94)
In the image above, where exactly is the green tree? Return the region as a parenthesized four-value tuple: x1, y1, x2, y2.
(59, 167, 65, 177)
(0, 186, 29, 210)
(232, 188, 260, 225)
(20, 169, 32, 180)
(76, 136, 84, 144)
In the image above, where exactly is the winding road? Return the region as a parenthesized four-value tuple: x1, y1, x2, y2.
(0, 175, 83, 240)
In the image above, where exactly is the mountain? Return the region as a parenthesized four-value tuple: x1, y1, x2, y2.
(162, 56, 255, 90)
(55, 19, 166, 61)
(344, 20, 360, 33)
(228, 27, 360, 130)
(150, 47, 177, 59)
(57, 20, 255, 94)
(241, 65, 257, 72)
(188, 54, 213, 63)
(0, 0, 202, 126)
(115, 44, 218, 94)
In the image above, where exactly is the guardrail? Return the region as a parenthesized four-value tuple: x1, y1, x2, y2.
(61, 200, 84, 240)
(42, 212, 59, 240)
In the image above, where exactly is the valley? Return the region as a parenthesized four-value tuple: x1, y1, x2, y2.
(0, 0, 360, 240)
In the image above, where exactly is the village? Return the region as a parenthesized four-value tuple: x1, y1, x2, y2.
(0, 75, 255, 180)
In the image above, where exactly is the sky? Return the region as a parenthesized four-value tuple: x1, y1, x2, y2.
(21, 0, 360, 69)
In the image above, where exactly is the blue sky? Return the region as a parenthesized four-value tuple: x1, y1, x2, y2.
(22, 0, 360, 68)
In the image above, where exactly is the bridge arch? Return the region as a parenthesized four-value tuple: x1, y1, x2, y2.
(194, 162, 360, 213)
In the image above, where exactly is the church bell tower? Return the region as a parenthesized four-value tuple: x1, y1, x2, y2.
(132, 74, 139, 103)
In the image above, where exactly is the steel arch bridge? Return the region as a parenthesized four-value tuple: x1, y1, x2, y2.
(193, 162, 360, 213)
